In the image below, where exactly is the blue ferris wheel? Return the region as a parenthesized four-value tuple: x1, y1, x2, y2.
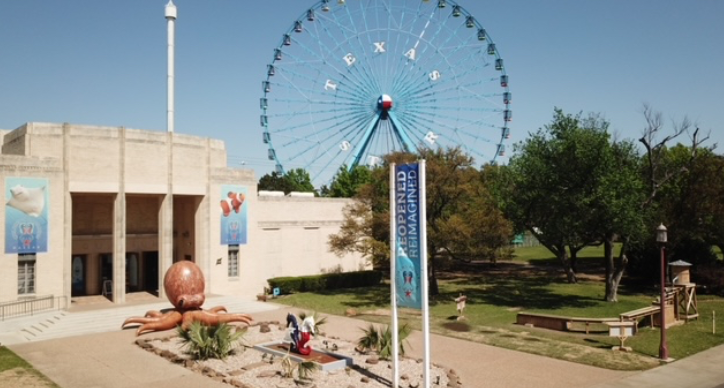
(260, 0, 511, 186)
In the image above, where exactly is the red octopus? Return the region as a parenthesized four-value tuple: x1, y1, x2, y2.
(122, 261, 252, 335)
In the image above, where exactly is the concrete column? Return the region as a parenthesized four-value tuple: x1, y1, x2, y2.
(113, 193, 126, 303)
(113, 127, 127, 303)
(158, 132, 174, 300)
(200, 138, 211, 292)
(62, 123, 72, 305)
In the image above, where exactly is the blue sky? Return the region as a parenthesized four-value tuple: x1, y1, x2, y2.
(1, 1, 722, 183)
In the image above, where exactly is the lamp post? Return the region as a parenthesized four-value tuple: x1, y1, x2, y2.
(656, 223, 669, 361)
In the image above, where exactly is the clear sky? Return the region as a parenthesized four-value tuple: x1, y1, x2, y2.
(1, 1, 722, 184)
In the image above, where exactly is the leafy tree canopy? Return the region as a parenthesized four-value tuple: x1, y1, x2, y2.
(258, 168, 316, 195)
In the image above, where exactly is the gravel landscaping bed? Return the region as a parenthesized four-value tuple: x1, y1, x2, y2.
(136, 321, 462, 388)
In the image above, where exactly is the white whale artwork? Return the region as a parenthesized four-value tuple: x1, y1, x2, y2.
(6, 185, 46, 217)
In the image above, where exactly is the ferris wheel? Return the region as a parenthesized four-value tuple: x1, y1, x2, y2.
(260, 0, 511, 186)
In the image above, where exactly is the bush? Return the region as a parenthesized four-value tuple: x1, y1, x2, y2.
(176, 322, 245, 361)
(268, 270, 382, 295)
(356, 323, 412, 360)
(692, 264, 724, 295)
(627, 237, 719, 284)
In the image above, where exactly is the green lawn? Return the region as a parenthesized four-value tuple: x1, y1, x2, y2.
(0, 346, 60, 387)
(275, 246, 724, 370)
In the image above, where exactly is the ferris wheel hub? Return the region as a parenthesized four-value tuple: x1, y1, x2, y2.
(378, 94, 393, 111)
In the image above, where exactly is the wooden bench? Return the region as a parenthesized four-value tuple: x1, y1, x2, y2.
(619, 306, 660, 330)
(516, 312, 618, 334)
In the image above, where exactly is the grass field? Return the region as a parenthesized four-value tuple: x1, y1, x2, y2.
(275, 245, 724, 370)
(0, 346, 59, 388)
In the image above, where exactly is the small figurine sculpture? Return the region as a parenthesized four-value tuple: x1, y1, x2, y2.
(285, 313, 315, 355)
(455, 293, 467, 321)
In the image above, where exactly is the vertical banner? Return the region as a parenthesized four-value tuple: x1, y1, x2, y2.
(393, 163, 423, 309)
(390, 161, 430, 388)
(5, 177, 49, 253)
(220, 185, 248, 245)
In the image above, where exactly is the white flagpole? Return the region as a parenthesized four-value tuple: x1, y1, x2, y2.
(389, 163, 400, 388)
(420, 159, 431, 388)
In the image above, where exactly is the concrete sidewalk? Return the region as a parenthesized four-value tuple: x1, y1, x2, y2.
(4, 302, 724, 388)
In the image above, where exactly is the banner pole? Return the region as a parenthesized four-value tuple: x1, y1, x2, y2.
(389, 163, 400, 388)
(419, 159, 431, 388)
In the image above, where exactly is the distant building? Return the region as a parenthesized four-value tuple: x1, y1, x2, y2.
(0, 122, 366, 305)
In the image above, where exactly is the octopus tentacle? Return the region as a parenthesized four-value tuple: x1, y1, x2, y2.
(136, 311, 183, 336)
(144, 310, 164, 318)
(122, 316, 161, 329)
(181, 310, 252, 330)
(206, 306, 227, 314)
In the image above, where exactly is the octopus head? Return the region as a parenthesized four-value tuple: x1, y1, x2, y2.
(163, 260, 206, 310)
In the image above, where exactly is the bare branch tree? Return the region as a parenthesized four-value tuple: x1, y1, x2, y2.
(638, 103, 712, 208)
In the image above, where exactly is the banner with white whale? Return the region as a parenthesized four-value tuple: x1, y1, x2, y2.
(5, 177, 49, 254)
(390, 161, 430, 388)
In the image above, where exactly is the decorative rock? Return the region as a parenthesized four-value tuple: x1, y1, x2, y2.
(260, 323, 271, 333)
(229, 369, 244, 377)
(184, 360, 196, 369)
(257, 370, 278, 378)
(409, 381, 420, 388)
(160, 350, 175, 360)
(361, 377, 370, 383)
(401, 374, 409, 380)
(366, 356, 379, 365)
(242, 362, 268, 371)
(231, 379, 248, 388)
(345, 308, 358, 317)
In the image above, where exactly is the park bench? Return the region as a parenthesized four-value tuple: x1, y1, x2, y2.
(619, 306, 660, 331)
(516, 312, 618, 334)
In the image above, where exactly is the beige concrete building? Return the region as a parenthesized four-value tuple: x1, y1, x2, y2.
(0, 122, 366, 306)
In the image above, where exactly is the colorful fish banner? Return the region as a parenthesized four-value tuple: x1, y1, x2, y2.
(392, 163, 424, 309)
(220, 185, 248, 245)
(5, 177, 49, 254)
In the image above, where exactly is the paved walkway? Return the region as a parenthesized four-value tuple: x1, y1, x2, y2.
(2, 298, 724, 388)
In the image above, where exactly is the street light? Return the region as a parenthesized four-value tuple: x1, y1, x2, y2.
(656, 223, 669, 361)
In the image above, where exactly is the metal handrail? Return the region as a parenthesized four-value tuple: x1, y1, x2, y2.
(0, 295, 68, 321)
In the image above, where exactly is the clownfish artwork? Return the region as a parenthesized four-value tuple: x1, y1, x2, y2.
(395, 245, 417, 304)
(220, 191, 245, 217)
(6, 185, 46, 217)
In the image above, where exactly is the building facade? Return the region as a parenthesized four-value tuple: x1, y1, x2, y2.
(0, 122, 366, 305)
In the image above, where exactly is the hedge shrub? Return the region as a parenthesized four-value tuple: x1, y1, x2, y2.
(268, 270, 382, 295)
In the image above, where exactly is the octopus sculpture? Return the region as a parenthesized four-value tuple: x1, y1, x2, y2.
(122, 260, 252, 335)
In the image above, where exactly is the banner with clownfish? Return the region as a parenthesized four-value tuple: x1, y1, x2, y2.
(5, 177, 49, 254)
(220, 185, 247, 245)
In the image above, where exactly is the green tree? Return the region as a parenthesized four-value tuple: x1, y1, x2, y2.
(324, 165, 373, 198)
(328, 148, 513, 294)
(500, 109, 613, 283)
(258, 168, 316, 195)
(589, 139, 646, 301)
